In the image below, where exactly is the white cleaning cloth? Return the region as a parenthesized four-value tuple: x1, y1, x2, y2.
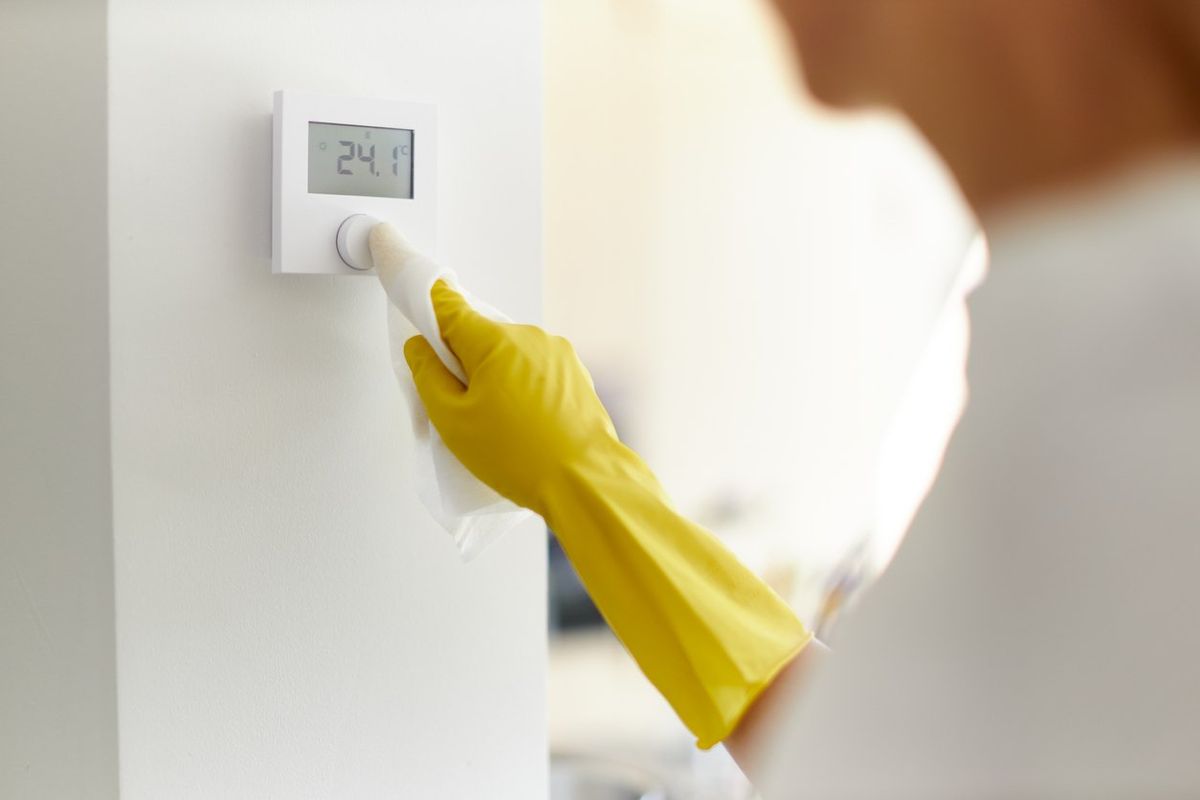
(371, 223, 532, 559)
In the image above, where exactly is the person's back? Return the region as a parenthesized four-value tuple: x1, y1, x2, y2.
(759, 158, 1200, 797)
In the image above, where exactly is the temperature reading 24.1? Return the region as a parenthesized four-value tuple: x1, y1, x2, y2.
(307, 122, 414, 199)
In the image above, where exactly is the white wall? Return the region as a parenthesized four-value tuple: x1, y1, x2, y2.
(106, 2, 545, 798)
(0, 1, 119, 797)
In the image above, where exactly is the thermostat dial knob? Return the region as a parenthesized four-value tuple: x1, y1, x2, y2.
(336, 213, 380, 271)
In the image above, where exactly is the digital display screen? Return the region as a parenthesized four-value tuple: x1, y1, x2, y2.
(307, 122, 414, 198)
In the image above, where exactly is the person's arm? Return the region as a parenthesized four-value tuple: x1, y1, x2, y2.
(528, 432, 812, 750)
(373, 224, 814, 755)
(725, 635, 828, 773)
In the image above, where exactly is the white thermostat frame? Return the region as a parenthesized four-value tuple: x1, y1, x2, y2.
(272, 90, 437, 274)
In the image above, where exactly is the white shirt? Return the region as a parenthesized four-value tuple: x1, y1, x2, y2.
(761, 158, 1200, 798)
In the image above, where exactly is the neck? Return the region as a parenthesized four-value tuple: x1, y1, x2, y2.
(898, 9, 1200, 217)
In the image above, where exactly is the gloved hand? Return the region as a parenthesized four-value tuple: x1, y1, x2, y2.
(405, 281, 812, 749)
(403, 283, 617, 517)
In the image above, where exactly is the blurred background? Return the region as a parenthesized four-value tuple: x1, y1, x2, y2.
(542, 0, 977, 796)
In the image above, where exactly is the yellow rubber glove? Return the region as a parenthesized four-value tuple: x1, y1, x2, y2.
(405, 281, 812, 748)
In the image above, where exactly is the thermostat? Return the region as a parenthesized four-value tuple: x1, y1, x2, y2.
(272, 90, 437, 274)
